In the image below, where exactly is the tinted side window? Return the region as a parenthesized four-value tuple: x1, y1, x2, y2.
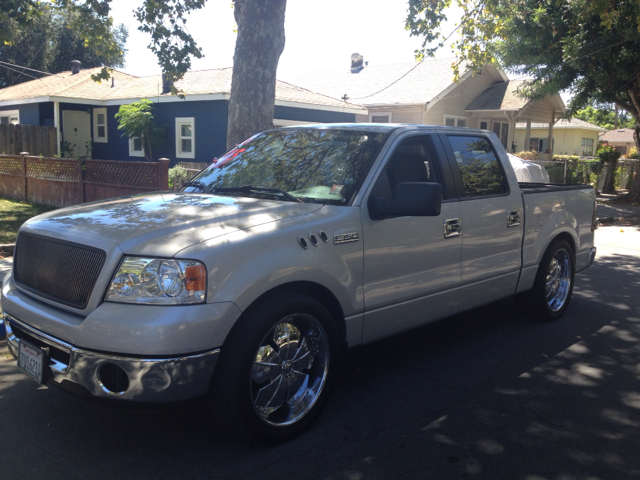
(447, 136, 506, 197)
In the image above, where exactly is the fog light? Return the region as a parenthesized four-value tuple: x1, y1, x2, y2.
(97, 363, 129, 394)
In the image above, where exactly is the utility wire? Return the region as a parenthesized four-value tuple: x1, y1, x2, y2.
(0, 60, 65, 79)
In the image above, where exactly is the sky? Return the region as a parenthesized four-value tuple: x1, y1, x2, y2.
(108, 0, 464, 80)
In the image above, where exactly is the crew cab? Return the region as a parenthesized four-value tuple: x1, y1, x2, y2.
(3, 124, 597, 441)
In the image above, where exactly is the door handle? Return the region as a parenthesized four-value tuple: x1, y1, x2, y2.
(507, 210, 520, 227)
(444, 218, 462, 238)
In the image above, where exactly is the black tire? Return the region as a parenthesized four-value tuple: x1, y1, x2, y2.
(517, 239, 575, 321)
(210, 292, 340, 442)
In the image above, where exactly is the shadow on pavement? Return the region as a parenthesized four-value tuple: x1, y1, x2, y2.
(1, 252, 639, 479)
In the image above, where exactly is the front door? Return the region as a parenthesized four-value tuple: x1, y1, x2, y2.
(361, 133, 462, 344)
(62, 111, 91, 158)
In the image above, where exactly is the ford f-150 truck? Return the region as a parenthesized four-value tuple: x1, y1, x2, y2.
(3, 124, 597, 441)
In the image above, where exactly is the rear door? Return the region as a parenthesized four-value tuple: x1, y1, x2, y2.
(361, 132, 462, 343)
(440, 133, 524, 311)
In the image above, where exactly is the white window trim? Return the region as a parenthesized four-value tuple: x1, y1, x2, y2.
(369, 112, 392, 123)
(93, 107, 108, 143)
(129, 136, 144, 157)
(444, 114, 467, 127)
(0, 109, 20, 124)
(175, 117, 195, 159)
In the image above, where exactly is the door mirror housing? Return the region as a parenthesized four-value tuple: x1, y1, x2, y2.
(374, 182, 442, 218)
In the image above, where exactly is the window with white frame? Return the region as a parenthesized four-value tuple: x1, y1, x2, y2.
(369, 112, 392, 123)
(444, 115, 467, 127)
(129, 136, 144, 157)
(0, 110, 19, 125)
(581, 138, 594, 156)
(93, 107, 108, 143)
(176, 117, 195, 158)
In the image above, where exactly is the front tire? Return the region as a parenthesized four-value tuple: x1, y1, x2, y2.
(518, 239, 575, 321)
(211, 293, 339, 442)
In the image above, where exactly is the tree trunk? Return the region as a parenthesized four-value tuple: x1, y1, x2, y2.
(626, 123, 640, 201)
(226, 0, 287, 150)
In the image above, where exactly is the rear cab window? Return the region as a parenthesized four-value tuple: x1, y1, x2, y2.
(445, 135, 508, 198)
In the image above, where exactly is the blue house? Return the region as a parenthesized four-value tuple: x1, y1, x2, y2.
(0, 62, 366, 164)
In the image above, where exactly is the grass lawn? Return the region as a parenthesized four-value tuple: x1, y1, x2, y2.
(0, 198, 57, 244)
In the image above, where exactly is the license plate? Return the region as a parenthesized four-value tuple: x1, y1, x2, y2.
(18, 340, 45, 384)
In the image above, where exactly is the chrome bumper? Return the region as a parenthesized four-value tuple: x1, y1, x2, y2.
(587, 246, 597, 268)
(4, 313, 219, 402)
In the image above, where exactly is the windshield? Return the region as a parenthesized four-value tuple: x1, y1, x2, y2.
(185, 128, 389, 205)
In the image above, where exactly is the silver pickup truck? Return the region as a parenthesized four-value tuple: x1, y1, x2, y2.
(3, 124, 597, 441)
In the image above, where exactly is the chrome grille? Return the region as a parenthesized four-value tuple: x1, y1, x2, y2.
(14, 233, 106, 309)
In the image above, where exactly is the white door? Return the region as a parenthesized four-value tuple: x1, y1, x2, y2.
(62, 111, 91, 158)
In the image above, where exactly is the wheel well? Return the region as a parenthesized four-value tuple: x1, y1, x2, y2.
(550, 232, 576, 256)
(245, 282, 348, 345)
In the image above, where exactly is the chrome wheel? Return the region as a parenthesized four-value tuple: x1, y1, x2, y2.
(545, 248, 571, 312)
(250, 314, 329, 427)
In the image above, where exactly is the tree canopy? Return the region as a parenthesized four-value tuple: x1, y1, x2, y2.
(0, 4, 127, 88)
(575, 105, 635, 131)
(406, 0, 640, 198)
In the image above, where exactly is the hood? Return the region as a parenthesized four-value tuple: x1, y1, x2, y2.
(22, 192, 324, 256)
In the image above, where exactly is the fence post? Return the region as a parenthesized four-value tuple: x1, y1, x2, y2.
(158, 158, 170, 191)
(20, 152, 28, 201)
(77, 159, 85, 204)
(563, 160, 568, 184)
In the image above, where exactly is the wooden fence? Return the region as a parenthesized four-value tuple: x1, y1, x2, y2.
(0, 154, 169, 207)
(0, 124, 57, 157)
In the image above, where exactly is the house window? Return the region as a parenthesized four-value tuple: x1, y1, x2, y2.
(0, 110, 19, 125)
(176, 117, 195, 159)
(480, 121, 488, 130)
(581, 138, 594, 156)
(369, 112, 392, 123)
(129, 137, 144, 157)
(93, 107, 108, 143)
(444, 115, 467, 127)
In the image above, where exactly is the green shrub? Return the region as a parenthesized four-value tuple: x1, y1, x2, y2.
(168, 165, 190, 188)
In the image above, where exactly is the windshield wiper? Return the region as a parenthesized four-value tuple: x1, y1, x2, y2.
(181, 181, 207, 192)
(212, 185, 303, 203)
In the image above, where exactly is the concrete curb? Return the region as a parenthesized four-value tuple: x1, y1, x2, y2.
(0, 244, 14, 257)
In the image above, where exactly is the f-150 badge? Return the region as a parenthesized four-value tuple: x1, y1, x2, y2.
(334, 233, 359, 245)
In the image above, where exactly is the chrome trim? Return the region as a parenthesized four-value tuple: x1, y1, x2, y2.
(308, 233, 318, 247)
(334, 232, 359, 245)
(444, 218, 462, 238)
(318, 230, 329, 243)
(507, 210, 521, 227)
(4, 312, 219, 402)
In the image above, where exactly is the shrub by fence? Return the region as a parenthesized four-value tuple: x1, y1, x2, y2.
(0, 124, 57, 157)
(0, 154, 169, 207)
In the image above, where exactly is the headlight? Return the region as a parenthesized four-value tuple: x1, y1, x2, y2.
(105, 257, 206, 305)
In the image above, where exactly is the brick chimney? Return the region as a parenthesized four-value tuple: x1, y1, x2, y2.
(350, 53, 364, 74)
(70, 60, 81, 74)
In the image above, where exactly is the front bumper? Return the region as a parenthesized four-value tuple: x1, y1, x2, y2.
(5, 313, 219, 402)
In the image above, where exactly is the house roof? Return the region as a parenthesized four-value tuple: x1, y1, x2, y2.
(0, 67, 366, 114)
(600, 128, 635, 142)
(516, 118, 606, 132)
(282, 57, 501, 107)
(466, 80, 530, 111)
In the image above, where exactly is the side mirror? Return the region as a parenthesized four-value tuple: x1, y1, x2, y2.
(375, 182, 442, 218)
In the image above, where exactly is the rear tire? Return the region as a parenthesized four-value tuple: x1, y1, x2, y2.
(210, 292, 340, 442)
(517, 239, 575, 321)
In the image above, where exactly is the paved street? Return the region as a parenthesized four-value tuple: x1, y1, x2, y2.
(1, 226, 640, 479)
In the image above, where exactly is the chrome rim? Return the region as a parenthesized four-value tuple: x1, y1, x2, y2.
(546, 248, 571, 312)
(250, 314, 329, 427)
